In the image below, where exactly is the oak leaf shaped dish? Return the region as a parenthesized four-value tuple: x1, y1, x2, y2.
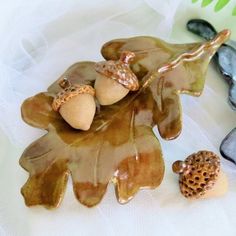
(20, 30, 229, 208)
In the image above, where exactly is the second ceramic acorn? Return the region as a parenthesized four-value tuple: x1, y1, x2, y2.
(172, 151, 228, 199)
(94, 51, 139, 105)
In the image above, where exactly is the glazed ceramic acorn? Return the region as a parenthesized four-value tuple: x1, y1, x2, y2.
(52, 79, 96, 130)
(94, 51, 139, 105)
(172, 151, 228, 199)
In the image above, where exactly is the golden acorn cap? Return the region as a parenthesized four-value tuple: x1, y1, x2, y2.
(94, 51, 139, 91)
(52, 79, 95, 111)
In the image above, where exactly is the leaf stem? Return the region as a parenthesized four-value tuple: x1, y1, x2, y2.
(141, 29, 230, 89)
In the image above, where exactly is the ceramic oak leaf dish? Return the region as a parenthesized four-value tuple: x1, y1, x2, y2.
(20, 29, 230, 208)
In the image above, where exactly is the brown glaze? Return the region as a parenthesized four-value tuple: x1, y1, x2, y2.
(20, 30, 229, 208)
(102, 30, 230, 140)
(21, 159, 69, 208)
(73, 182, 108, 207)
(21, 88, 164, 208)
(172, 151, 221, 199)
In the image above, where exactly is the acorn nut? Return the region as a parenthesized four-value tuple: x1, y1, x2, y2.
(172, 151, 228, 199)
(52, 79, 96, 130)
(94, 51, 139, 105)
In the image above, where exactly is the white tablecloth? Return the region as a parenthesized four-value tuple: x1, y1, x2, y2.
(0, 1, 236, 235)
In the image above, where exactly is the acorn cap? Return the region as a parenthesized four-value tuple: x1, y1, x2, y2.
(172, 151, 220, 199)
(52, 79, 95, 111)
(94, 51, 139, 91)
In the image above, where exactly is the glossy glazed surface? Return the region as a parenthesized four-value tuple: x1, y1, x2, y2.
(20, 30, 229, 208)
(187, 19, 236, 110)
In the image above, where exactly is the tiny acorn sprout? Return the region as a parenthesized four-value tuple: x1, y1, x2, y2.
(52, 79, 96, 130)
(172, 151, 228, 199)
(94, 51, 139, 105)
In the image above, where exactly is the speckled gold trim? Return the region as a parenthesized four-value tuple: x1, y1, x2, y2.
(52, 84, 95, 111)
(95, 51, 139, 91)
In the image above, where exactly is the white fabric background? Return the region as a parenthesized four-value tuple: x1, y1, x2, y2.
(0, 0, 236, 235)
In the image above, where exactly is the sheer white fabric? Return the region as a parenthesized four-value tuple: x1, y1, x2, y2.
(0, 1, 236, 236)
